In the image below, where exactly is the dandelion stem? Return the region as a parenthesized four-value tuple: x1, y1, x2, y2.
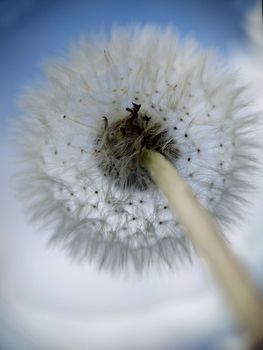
(141, 149, 263, 348)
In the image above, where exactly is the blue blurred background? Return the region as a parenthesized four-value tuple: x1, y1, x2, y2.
(0, 1, 260, 350)
(0, 0, 256, 131)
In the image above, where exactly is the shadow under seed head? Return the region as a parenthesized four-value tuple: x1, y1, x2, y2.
(95, 103, 179, 191)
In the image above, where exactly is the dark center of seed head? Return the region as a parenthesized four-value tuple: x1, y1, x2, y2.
(95, 103, 179, 191)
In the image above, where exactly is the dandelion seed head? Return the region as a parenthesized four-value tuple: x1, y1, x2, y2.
(15, 26, 260, 273)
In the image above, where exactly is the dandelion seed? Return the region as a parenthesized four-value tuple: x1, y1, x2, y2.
(15, 26, 259, 275)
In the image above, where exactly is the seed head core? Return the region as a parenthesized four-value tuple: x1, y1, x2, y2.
(95, 103, 180, 191)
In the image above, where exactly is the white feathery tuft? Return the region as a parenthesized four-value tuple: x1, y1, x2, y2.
(14, 25, 261, 273)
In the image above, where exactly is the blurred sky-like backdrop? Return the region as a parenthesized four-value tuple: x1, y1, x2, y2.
(0, 1, 261, 350)
(0, 0, 256, 131)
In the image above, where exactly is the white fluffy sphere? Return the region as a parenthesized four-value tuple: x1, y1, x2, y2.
(15, 26, 259, 273)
